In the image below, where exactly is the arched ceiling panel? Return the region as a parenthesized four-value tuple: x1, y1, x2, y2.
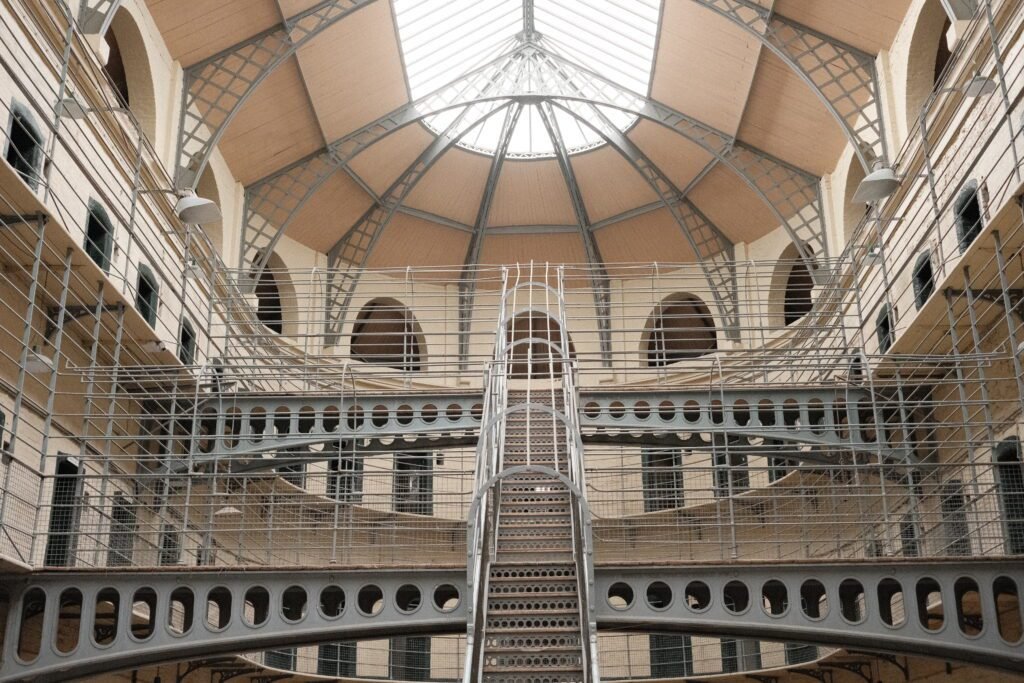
(478, 232, 588, 266)
(348, 124, 436, 196)
(627, 120, 715, 192)
(650, 0, 760, 135)
(569, 146, 659, 223)
(595, 208, 698, 273)
(285, 172, 375, 253)
(293, 1, 409, 141)
(364, 214, 471, 269)
(218, 58, 325, 186)
(487, 160, 579, 227)
(736, 51, 846, 176)
(404, 149, 492, 226)
(145, 0, 282, 66)
(773, 0, 913, 54)
(687, 164, 778, 245)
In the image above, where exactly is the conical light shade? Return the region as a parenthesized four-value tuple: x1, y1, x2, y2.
(963, 75, 997, 97)
(174, 194, 222, 225)
(853, 167, 901, 204)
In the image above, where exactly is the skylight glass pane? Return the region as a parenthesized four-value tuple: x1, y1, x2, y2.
(393, 0, 662, 157)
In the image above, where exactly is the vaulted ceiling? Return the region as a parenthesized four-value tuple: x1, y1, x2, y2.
(146, 0, 913, 270)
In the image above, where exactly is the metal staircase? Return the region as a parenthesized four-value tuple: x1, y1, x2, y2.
(464, 269, 599, 683)
(483, 389, 585, 682)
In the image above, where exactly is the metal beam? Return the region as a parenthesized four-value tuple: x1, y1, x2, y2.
(457, 103, 523, 368)
(173, 0, 379, 188)
(688, 0, 888, 170)
(322, 101, 515, 344)
(241, 44, 827, 285)
(551, 99, 741, 340)
(537, 101, 614, 364)
(77, 0, 122, 35)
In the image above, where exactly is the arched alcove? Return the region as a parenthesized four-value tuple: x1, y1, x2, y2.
(769, 243, 816, 328)
(104, 8, 156, 142)
(904, 1, 956, 132)
(842, 153, 868, 242)
(642, 294, 717, 367)
(351, 298, 425, 371)
(505, 311, 575, 379)
(195, 166, 223, 257)
(251, 251, 298, 337)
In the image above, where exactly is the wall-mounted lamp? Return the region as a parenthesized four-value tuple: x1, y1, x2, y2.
(140, 189, 222, 226)
(854, 165, 901, 204)
(26, 347, 55, 375)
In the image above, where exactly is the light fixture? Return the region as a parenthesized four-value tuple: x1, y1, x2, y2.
(57, 96, 129, 120)
(214, 505, 241, 517)
(962, 74, 997, 97)
(26, 347, 55, 375)
(184, 256, 203, 280)
(853, 165, 901, 204)
(174, 191, 222, 225)
(142, 340, 167, 354)
(865, 243, 884, 262)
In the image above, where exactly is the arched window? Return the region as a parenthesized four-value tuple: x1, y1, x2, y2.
(253, 265, 283, 335)
(904, 1, 959, 131)
(783, 258, 814, 326)
(101, 9, 156, 141)
(912, 252, 935, 309)
(955, 181, 983, 253)
(644, 294, 717, 367)
(178, 318, 196, 365)
(876, 305, 894, 353)
(103, 29, 130, 108)
(351, 299, 424, 371)
(196, 166, 223, 255)
(5, 105, 43, 189)
(135, 265, 159, 327)
(84, 201, 114, 272)
(934, 17, 953, 86)
(995, 438, 1024, 555)
(505, 311, 575, 379)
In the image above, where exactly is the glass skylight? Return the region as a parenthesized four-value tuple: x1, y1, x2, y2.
(393, 0, 662, 157)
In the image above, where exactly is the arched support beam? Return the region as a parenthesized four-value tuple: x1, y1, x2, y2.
(0, 568, 467, 683)
(536, 102, 614, 365)
(689, 0, 888, 171)
(458, 104, 523, 370)
(322, 101, 516, 345)
(77, 0, 122, 35)
(242, 46, 827, 327)
(595, 560, 1024, 674)
(173, 0, 379, 189)
(550, 99, 741, 340)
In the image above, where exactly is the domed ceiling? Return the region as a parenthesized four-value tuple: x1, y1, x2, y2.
(147, 0, 913, 273)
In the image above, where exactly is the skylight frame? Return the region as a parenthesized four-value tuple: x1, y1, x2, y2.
(392, 0, 663, 158)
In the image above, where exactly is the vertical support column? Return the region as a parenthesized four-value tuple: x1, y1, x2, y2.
(92, 304, 126, 566)
(993, 229, 1024, 414)
(18, 216, 47, 563)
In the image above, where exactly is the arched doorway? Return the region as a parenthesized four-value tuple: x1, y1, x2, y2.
(504, 312, 575, 379)
(642, 294, 717, 367)
(351, 298, 425, 371)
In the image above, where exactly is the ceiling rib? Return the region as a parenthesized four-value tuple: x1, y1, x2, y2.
(458, 103, 524, 368)
(321, 100, 516, 344)
(551, 99, 739, 340)
(537, 101, 613, 365)
(689, 0, 887, 170)
(242, 43, 826, 282)
(173, 0, 380, 189)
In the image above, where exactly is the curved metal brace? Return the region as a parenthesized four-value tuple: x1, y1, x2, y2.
(243, 46, 827, 303)
(688, 0, 887, 170)
(550, 99, 742, 340)
(458, 104, 524, 369)
(322, 101, 516, 344)
(536, 101, 614, 364)
(174, 0, 379, 188)
(77, 0, 122, 35)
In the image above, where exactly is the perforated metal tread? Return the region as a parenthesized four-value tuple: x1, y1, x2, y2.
(482, 391, 587, 682)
